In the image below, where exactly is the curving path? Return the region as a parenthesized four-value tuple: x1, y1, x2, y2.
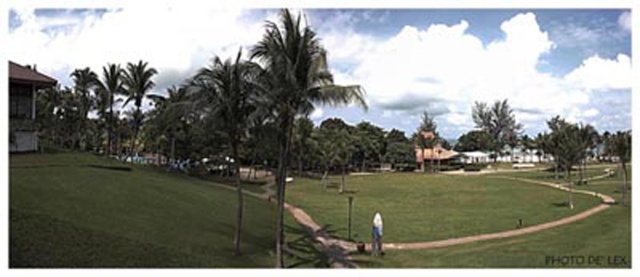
(205, 169, 617, 268)
(281, 170, 617, 266)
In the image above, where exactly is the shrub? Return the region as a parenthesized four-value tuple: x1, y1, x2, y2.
(394, 163, 416, 172)
(463, 164, 486, 172)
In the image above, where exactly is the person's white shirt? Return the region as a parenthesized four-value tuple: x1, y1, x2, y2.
(373, 212, 383, 236)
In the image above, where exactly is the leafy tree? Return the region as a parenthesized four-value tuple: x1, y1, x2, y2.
(292, 117, 315, 176)
(547, 116, 584, 209)
(250, 9, 367, 267)
(352, 121, 385, 172)
(385, 129, 412, 169)
(472, 99, 522, 161)
(454, 130, 493, 152)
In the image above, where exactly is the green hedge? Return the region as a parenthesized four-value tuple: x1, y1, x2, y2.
(463, 163, 486, 172)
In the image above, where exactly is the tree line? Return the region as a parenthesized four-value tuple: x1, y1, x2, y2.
(31, 9, 631, 266)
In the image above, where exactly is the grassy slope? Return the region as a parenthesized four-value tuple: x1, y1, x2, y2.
(286, 173, 601, 243)
(10, 153, 277, 268)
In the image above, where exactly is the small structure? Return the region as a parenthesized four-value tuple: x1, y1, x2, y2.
(415, 131, 459, 169)
(460, 151, 490, 164)
(9, 61, 57, 152)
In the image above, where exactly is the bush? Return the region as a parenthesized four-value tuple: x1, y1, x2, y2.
(463, 164, 486, 172)
(394, 163, 416, 172)
(438, 164, 463, 172)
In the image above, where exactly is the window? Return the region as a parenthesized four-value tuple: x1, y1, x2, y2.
(9, 83, 33, 119)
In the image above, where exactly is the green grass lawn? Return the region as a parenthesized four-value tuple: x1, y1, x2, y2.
(10, 152, 279, 268)
(354, 205, 630, 268)
(503, 164, 618, 182)
(286, 173, 602, 244)
(354, 170, 632, 268)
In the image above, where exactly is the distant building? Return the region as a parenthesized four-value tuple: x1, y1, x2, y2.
(415, 131, 459, 169)
(460, 151, 490, 164)
(9, 61, 57, 152)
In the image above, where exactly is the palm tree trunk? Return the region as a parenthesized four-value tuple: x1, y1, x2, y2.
(232, 140, 244, 256)
(247, 153, 256, 180)
(170, 134, 176, 163)
(340, 164, 346, 193)
(298, 146, 303, 177)
(107, 102, 113, 156)
(430, 158, 434, 174)
(275, 119, 293, 268)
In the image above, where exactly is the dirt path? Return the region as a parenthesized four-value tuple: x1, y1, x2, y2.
(207, 170, 616, 267)
(206, 179, 357, 268)
(282, 170, 617, 256)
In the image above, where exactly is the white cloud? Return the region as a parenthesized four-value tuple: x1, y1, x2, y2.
(8, 7, 270, 91)
(618, 11, 631, 32)
(564, 54, 631, 91)
(318, 12, 631, 137)
(8, 9, 630, 136)
(326, 13, 584, 130)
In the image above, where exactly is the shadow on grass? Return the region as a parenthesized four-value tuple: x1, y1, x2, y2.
(283, 224, 382, 268)
(552, 201, 571, 208)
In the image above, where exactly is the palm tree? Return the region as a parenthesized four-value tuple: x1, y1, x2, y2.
(607, 131, 631, 205)
(96, 64, 125, 156)
(147, 86, 189, 164)
(188, 50, 261, 255)
(250, 9, 367, 268)
(122, 60, 158, 161)
(70, 68, 98, 151)
(413, 131, 428, 173)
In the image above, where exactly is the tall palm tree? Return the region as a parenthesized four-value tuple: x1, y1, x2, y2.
(122, 60, 158, 161)
(188, 50, 261, 255)
(96, 64, 125, 156)
(250, 9, 367, 267)
(70, 68, 98, 150)
(147, 86, 189, 164)
(608, 131, 631, 205)
(413, 131, 429, 173)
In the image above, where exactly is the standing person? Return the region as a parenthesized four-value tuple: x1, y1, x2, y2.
(372, 212, 383, 256)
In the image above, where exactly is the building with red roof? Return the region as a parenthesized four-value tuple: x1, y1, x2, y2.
(9, 61, 58, 152)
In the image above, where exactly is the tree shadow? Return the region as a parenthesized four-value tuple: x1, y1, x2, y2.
(283, 223, 381, 268)
(551, 201, 570, 208)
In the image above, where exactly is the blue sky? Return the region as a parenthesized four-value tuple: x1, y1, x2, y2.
(8, 8, 631, 139)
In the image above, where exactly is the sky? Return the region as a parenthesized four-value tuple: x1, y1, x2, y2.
(7, 7, 632, 140)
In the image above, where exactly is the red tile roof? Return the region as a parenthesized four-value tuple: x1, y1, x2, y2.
(9, 61, 57, 86)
